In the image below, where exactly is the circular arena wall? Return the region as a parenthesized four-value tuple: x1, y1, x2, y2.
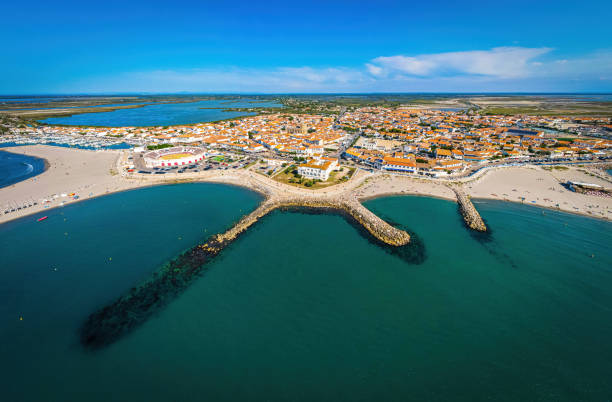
(143, 146, 206, 168)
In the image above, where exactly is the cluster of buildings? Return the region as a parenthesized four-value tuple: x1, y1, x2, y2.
(339, 108, 612, 177)
(6, 107, 612, 181)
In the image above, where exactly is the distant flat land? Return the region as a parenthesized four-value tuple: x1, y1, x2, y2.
(1, 94, 610, 123)
(467, 96, 612, 117)
(0, 95, 281, 120)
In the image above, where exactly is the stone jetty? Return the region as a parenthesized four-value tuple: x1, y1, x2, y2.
(80, 192, 412, 350)
(449, 186, 487, 232)
(207, 195, 410, 249)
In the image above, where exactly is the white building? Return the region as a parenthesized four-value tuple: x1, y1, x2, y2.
(297, 157, 338, 181)
(143, 146, 206, 168)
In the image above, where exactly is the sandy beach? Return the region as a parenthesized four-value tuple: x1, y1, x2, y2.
(465, 165, 612, 220)
(353, 174, 456, 201)
(2, 145, 611, 226)
(0, 145, 139, 224)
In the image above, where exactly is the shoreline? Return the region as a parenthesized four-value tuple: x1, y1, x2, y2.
(472, 195, 611, 222)
(358, 191, 456, 203)
(3, 176, 610, 227)
(1, 145, 611, 226)
(0, 148, 50, 189)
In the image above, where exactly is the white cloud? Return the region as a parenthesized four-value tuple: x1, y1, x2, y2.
(71, 66, 370, 93)
(59, 48, 612, 93)
(369, 47, 552, 78)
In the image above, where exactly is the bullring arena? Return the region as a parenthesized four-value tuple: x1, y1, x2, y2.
(143, 146, 207, 167)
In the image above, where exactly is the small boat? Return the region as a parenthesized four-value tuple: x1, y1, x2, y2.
(37, 216, 48, 222)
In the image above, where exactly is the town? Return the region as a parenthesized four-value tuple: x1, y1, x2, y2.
(2, 107, 611, 187)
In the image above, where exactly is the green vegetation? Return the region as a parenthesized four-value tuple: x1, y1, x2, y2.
(340, 125, 359, 133)
(273, 165, 354, 189)
(146, 143, 174, 150)
(482, 103, 612, 117)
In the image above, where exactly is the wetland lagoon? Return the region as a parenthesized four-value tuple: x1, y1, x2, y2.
(1, 183, 612, 401)
(37, 99, 283, 127)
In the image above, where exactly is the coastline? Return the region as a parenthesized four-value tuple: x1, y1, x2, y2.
(465, 165, 612, 221)
(357, 191, 456, 203)
(472, 195, 611, 222)
(2, 145, 611, 226)
(0, 148, 49, 189)
(0, 145, 141, 224)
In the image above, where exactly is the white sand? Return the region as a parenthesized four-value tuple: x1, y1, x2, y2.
(0, 145, 139, 224)
(352, 173, 456, 201)
(2, 145, 610, 225)
(466, 166, 612, 220)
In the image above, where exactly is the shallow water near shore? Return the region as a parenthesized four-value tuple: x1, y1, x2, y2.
(1, 184, 612, 401)
(0, 150, 46, 188)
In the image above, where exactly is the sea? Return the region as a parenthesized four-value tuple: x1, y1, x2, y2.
(0, 150, 46, 189)
(36, 99, 283, 127)
(1, 183, 611, 401)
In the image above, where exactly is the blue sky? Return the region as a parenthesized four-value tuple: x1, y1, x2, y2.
(2, 0, 611, 93)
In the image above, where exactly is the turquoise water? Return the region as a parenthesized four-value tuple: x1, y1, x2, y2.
(0, 150, 46, 188)
(38, 99, 282, 127)
(1, 185, 611, 401)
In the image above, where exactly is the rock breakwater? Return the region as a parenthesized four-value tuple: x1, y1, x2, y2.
(80, 195, 414, 350)
(450, 186, 487, 232)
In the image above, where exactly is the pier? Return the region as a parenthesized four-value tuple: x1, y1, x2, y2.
(449, 186, 487, 232)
